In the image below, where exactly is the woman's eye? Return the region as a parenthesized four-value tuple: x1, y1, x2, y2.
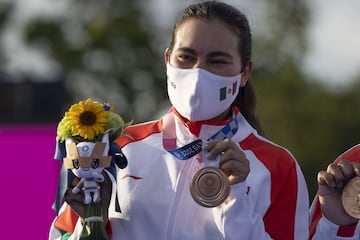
(210, 59, 228, 64)
(72, 159, 79, 169)
(92, 158, 100, 169)
(178, 54, 195, 62)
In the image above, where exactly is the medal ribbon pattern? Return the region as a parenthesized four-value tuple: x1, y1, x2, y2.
(162, 111, 239, 160)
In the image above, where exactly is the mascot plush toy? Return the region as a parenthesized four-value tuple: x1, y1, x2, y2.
(53, 98, 130, 240)
(64, 134, 111, 205)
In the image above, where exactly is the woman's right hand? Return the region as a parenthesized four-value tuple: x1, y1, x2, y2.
(317, 159, 360, 226)
(64, 172, 112, 225)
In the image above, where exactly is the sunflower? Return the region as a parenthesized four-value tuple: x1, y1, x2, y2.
(65, 98, 109, 141)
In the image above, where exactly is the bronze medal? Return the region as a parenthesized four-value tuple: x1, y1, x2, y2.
(342, 176, 360, 219)
(190, 166, 230, 208)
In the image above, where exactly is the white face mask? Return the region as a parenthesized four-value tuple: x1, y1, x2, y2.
(166, 63, 241, 121)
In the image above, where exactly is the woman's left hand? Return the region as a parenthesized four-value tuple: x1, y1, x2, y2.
(203, 139, 250, 185)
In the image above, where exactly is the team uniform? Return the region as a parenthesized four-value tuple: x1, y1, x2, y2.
(310, 144, 360, 239)
(49, 107, 309, 239)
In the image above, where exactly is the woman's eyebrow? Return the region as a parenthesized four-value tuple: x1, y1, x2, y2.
(207, 51, 233, 59)
(175, 48, 232, 59)
(175, 47, 197, 55)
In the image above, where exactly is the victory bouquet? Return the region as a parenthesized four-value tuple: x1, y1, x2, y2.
(53, 98, 130, 240)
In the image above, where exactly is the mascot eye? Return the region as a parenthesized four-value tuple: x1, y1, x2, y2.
(92, 158, 100, 169)
(72, 159, 80, 169)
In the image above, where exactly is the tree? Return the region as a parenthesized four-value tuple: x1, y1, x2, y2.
(24, 0, 168, 122)
(248, 0, 360, 198)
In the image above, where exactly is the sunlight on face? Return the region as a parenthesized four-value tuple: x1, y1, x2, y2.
(169, 18, 242, 76)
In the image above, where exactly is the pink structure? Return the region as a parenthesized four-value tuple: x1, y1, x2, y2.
(0, 125, 61, 239)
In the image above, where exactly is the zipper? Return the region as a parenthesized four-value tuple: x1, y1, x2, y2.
(166, 158, 193, 240)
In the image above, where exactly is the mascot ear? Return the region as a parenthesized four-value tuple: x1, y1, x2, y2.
(101, 132, 110, 156)
(54, 138, 66, 160)
(65, 138, 75, 157)
(65, 137, 74, 144)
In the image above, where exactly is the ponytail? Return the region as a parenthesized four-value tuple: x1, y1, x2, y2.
(233, 82, 264, 135)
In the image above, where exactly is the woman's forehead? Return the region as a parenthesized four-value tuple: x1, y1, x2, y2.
(174, 18, 239, 55)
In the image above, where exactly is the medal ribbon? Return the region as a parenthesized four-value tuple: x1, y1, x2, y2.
(162, 111, 239, 160)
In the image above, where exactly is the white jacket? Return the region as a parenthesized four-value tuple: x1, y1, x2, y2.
(49, 108, 309, 240)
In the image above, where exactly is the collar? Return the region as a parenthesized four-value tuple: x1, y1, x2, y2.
(171, 107, 239, 137)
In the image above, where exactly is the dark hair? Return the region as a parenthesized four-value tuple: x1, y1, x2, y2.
(169, 1, 263, 135)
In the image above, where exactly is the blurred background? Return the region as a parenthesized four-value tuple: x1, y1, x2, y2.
(1, 0, 359, 238)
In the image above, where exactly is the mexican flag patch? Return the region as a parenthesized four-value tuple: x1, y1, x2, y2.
(219, 81, 237, 101)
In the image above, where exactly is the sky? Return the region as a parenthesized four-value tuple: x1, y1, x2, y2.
(1, 0, 360, 89)
(303, 0, 360, 88)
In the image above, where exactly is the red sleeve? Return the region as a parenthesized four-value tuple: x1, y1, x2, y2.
(54, 205, 79, 233)
(116, 120, 162, 148)
(241, 133, 301, 239)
